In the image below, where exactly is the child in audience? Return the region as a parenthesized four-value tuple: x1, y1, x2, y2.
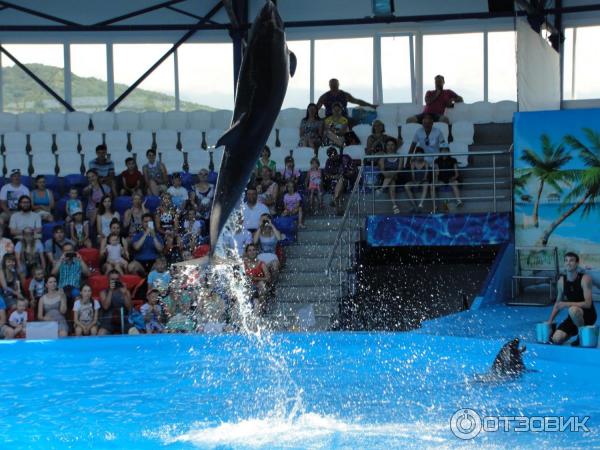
(120, 157, 144, 196)
(28, 266, 46, 311)
(65, 188, 84, 225)
(166, 173, 189, 210)
(70, 210, 92, 249)
(73, 284, 100, 336)
(102, 234, 129, 275)
(282, 181, 305, 228)
(141, 288, 165, 334)
(7, 298, 28, 338)
(280, 156, 301, 184)
(143, 149, 168, 196)
(306, 157, 323, 212)
(181, 209, 205, 250)
(147, 257, 171, 291)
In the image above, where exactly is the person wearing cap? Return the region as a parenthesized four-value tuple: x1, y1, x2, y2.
(9, 196, 42, 240)
(89, 144, 117, 197)
(0, 169, 30, 225)
(434, 146, 463, 209)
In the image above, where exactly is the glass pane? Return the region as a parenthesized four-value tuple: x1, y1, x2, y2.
(315, 38, 373, 104)
(381, 36, 412, 103)
(573, 25, 600, 99)
(562, 28, 574, 100)
(282, 40, 310, 109)
(71, 44, 108, 112)
(423, 33, 483, 103)
(178, 43, 234, 111)
(113, 44, 175, 112)
(488, 31, 517, 102)
(2, 44, 65, 112)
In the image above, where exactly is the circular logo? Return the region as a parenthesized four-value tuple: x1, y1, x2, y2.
(450, 408, 482, 440)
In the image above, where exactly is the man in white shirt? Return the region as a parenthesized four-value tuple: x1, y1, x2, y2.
(242, 186, 269, 232)
(408, 113, 447, 163)
(0, 169, 30, 225)
(9, 196, 42, 239)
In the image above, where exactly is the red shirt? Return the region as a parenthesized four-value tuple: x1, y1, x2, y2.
(423, 89, 458, 115)
(121, 169, 143, 189)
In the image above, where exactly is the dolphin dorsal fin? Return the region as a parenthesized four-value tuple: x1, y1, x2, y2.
(216, 112, 247, 148)
(289, 51, 297, 77)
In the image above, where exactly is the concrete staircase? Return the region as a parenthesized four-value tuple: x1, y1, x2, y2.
(266, 215, 344, 330)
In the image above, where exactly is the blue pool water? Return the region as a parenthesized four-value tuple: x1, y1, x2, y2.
(1, 332, 598, 449)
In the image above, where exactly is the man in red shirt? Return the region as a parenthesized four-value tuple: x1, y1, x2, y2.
(407, 75, 463, 124)
(120, 157, 144, 196)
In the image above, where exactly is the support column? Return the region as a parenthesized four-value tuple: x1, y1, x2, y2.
(414, 32, 423, 105)
(64, 43, 72, 109)
(107, 43, 114, 107)
(373, 36, 382, 104)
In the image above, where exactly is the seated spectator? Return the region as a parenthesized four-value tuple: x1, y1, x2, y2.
(404, 148, 432, 212)
(280, 156, 301, 185)
(323, 102, 349, 148)
(299, 103, 323, 152)
(377, 137, 403, 214)
(15, 227, 46, 277)
(0, 253, 25, 309)
(123, 193, 148, 237)
(9, 196, 42, 240)
(166, 173, 189, 210)
(44, 225, 74, 268)
(366, 120, 391, 155)
(434, 146, 463, 209)
(0, 169, 30, 226)
(223, 214, 252, 258)
(83, 169, 111, 226)
(306, 157, 324, 213)
(141, 288, 165, 334)
(98, 271, 132, 336)
(257, 167, 278, 216)
(101, 233, 130, 275)
(31, 175, 55, 222)
(6, 298, 28, 338)
(407, 75, 463, 124)
(191, 169, 214, 223)
(242, 186, 270, 233)
(96, 195, 120, 241)
(65, 187, 84, 226)
(70, 210, 92, 249)
(147, 256, 171, 291)
(99, 219, 129, 257)
(253, 214, 283, 280)
(255, 146, 276, 179)
(130, 213, 164, 275)
(181, 209, 206, 252)
(407, 113, 447, 164)
(51, 242, 90, 303)
(28, 266, 46, 312)
(0, 295, 15, 339)
(37, 276, 68, 337)
(120, 157, 144, 196)
(89, 144, 117, 196)
(73, 284, 100, 336)
(155, 192, 179, 236)
(0, 222, 15, 262)
(243, 243, 271, 315)
(163, 229, 183, 265)
(316, 78, 377, 117)
(324, 147, 358, 214)
(143, 148, 169, 196)
(282, 181, 305, 228)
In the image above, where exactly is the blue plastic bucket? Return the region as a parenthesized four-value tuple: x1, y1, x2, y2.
(578, 325, 599, 348)
(536, 322, 555, 343)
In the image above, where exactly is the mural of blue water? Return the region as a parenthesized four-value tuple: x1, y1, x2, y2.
(366, 213, 511, 247)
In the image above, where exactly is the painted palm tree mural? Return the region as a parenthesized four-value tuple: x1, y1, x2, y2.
(537, 128, 600, 246)
(519, 134, 572, 227)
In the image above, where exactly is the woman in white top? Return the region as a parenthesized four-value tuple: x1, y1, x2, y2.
(96, 195, 120, 240)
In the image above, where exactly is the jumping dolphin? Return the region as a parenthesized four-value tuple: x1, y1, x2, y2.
(209, 0, 296, 253)
(473, 338, 531, 383)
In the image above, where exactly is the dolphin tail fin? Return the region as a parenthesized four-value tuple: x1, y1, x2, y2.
(216, 112, 247, 148)
(289, 51, 297, 77)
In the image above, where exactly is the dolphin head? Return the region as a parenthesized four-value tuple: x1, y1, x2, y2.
(257, 0, 283, 31)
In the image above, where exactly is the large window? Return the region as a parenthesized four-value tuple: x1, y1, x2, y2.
(381, 36, 412, 103)
(282, 40, 310, 109)
(113, 44, 175, 111)
(178, 43, 234, 111)
(563, 25, 600, 100)
(423, 33, 484, 103)
(488, 31, 517, 102)
(2, 44, 65, 112)
(70, 44, 108, 112)
(315, 38, 373, 103)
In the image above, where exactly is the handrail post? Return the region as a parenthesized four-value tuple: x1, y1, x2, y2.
(493, 153, 497, 212)
(371, 159, 375, 216)
(431, 167, 436, 213)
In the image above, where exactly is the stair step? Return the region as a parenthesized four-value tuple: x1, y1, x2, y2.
(278, 271, 331, 284)
(283, 256, 340, 272)
(296, 230, 339, 244)
(274, 286, 334, 302)
(284, 244, 334, 258)
(270, 301, 339, 317)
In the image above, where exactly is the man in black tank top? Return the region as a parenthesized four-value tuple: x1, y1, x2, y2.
(548, 252, 597, 345)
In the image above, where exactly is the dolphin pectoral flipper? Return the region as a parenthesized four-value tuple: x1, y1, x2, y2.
(216, 112, 248, 148)
(289, 51, 297, 77)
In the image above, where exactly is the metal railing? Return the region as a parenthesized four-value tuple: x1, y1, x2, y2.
(325, 148, 512, 302)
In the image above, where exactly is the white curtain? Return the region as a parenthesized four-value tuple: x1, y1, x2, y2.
(516, 18, 560, 112)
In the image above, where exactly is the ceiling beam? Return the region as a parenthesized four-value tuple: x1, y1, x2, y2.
(94, 0, 188, 26)
(0, 0, 80, 26)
